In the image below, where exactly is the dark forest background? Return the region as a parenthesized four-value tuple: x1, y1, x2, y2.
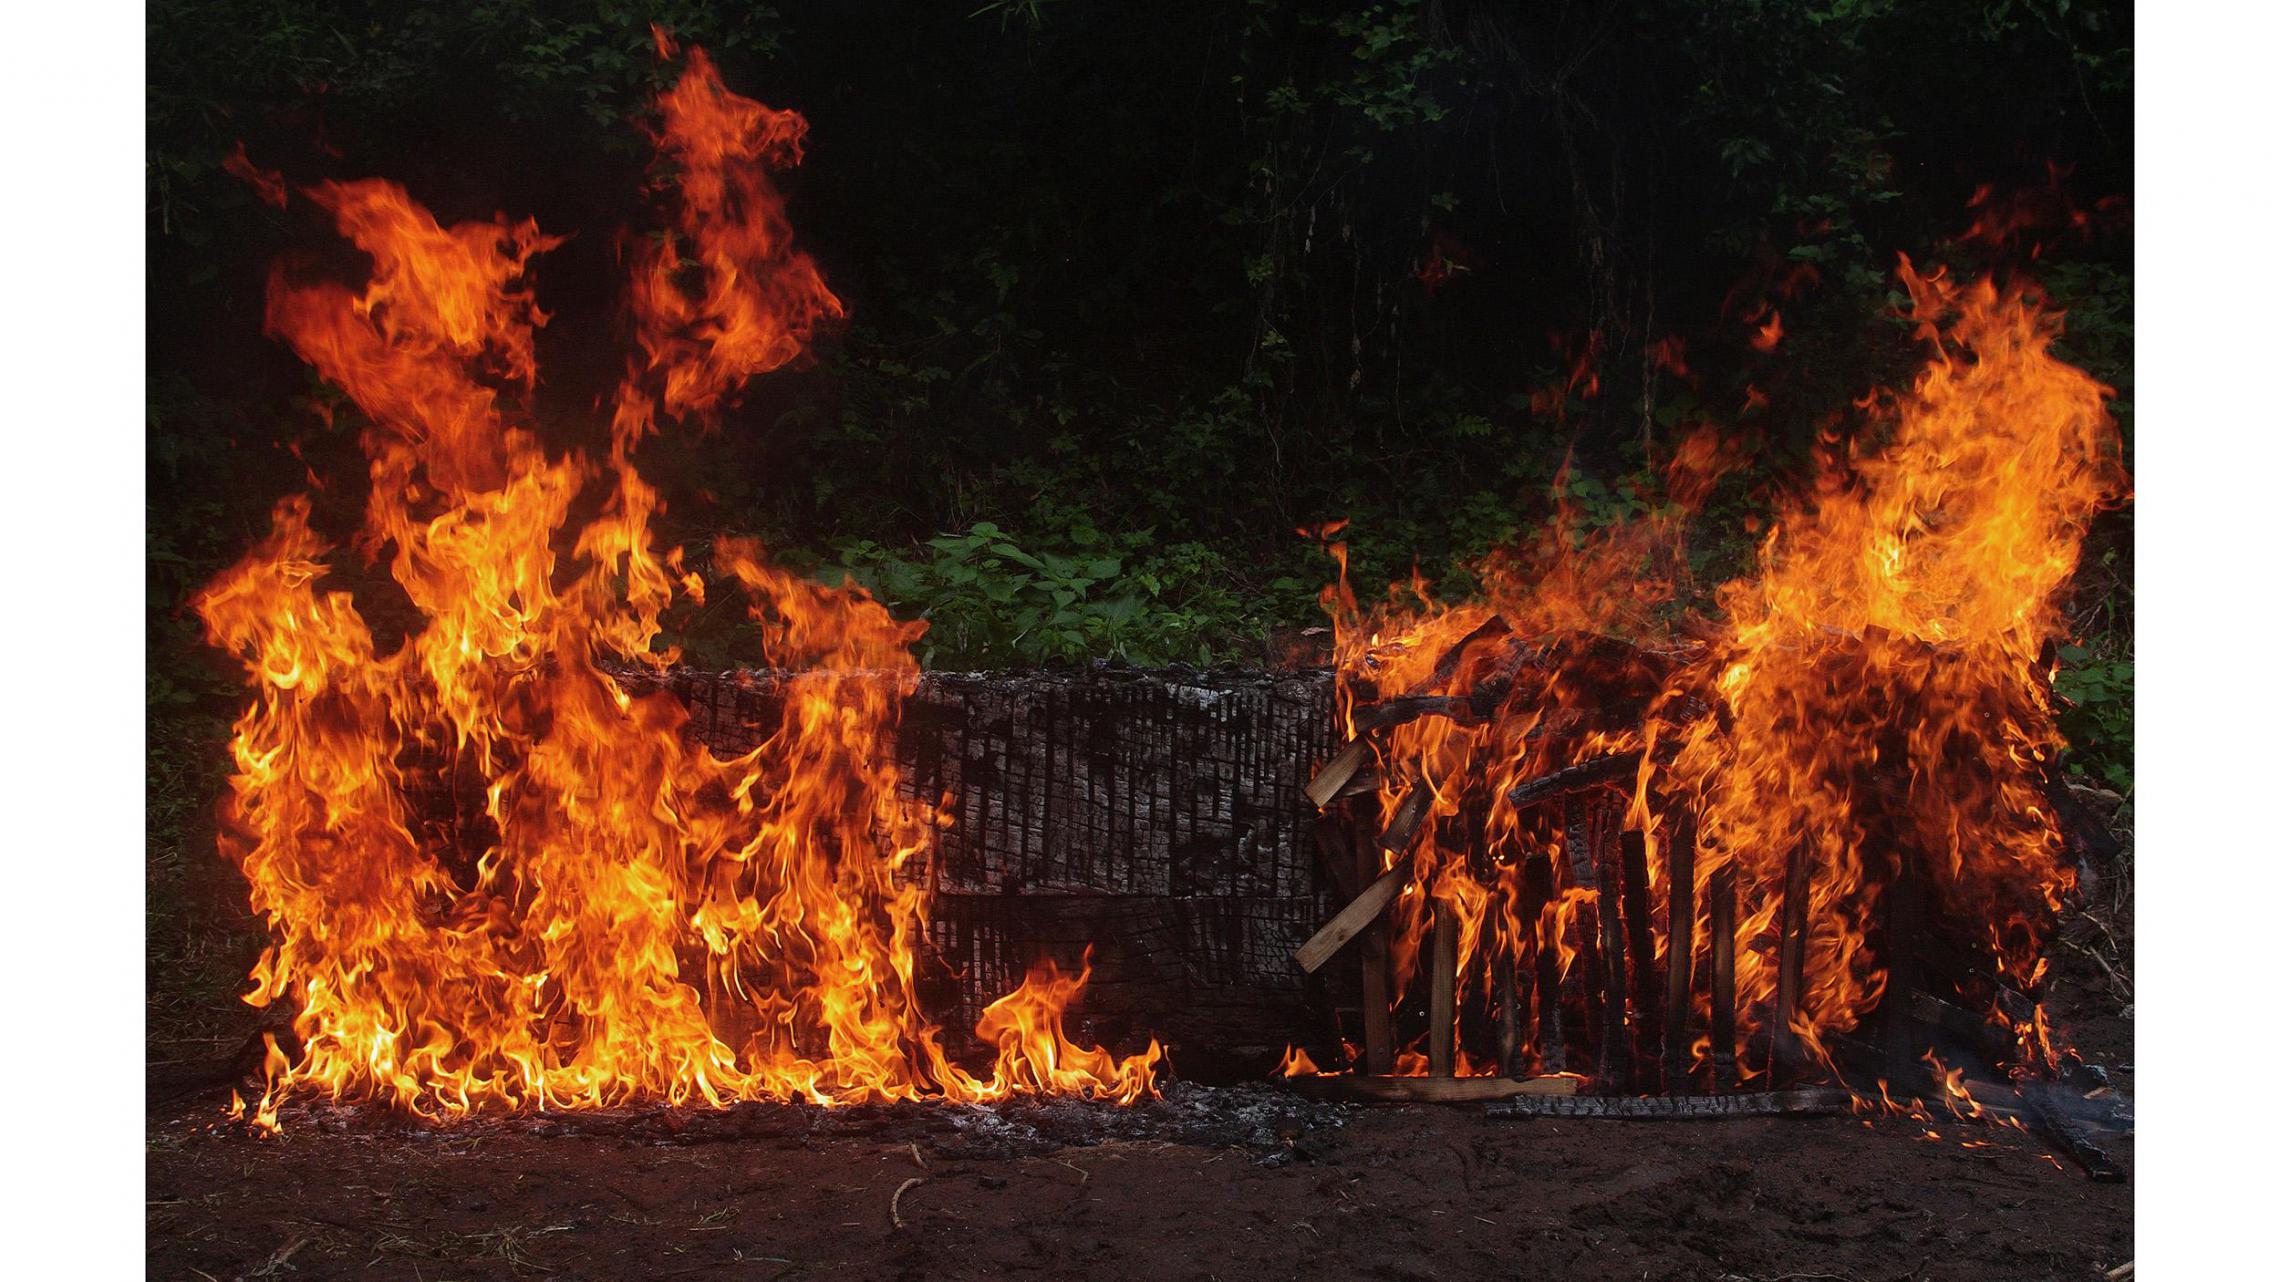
(147, 0, 2132, 1037)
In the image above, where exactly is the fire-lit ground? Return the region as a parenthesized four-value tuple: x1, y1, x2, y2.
(148, 1066, 2130, 1282)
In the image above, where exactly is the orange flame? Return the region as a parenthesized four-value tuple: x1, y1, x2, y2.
(1315, 249, 2125, 1083)
(195, 47, 1155, 1126)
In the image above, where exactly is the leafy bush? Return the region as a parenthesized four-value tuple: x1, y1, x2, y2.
(834, 522, 1310, 669)
(2054, 643, 2133, 793)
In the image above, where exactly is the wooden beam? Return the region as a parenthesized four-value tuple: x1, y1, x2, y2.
(1595, 805, 1632, 1092)
(1772, 837, 1813, 1086)
(1487, 1086, 1857, 1120)
(1429, 899, 1459, 1076)
(1304, 736, 1373, 810)
(1524, 852, 1566, 1075)
(1620, 828, 1661, 1092)
(1358, 825, 1396, 1077)
(1878, 844, 1927, 1066)
(1496, 928, 1525, 1079)
(1661, 816, 1697, 1093)
(1506, 751, 1645, 812)
(1709, 859, 1738, 1091)
(1292, 1073, 1581, 1104)
(1294, 852, 1414, 974)
(1377, 785, 1434, 855)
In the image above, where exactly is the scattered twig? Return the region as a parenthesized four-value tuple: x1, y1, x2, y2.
(246, 1235, 309, 1278)
(890, 1176, 926, 1230)
(908, 1141, 928, 1171)
(2056, 935, 2134, 1000)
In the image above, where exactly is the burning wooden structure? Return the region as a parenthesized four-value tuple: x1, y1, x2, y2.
(1267, 256, 2131, 1176)
(186, 24, 2128, 1173)
(633, 664, 1340, 1076)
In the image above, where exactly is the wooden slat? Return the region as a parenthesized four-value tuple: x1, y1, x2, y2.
(1619, 828, 1660, 1092)
(1292, 1073, 1581, 1104)
(1595, 805, 1632, 1091)
(1771, 837, 1813, 1086)
(1377, 785, 1434, 854)
(1495, 929, 1525, 1078)
(1661, 816, 1697, 1093)
(1357, 825, 1396, 1076)
(1525, 851, 1566, 1074)
(1304, 736, 1372, 810)
(1487, 1086, 1856, 1120)
(1709, 859, 1738, 1091)
(1294, 852, 1414, 974)
(1428, 899, 1459, 1076)
(1878, 844, 1926, 1065)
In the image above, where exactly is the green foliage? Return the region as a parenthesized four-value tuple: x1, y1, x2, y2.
(835, 521, 1311, 669)
(2054, 643, 2133, 792)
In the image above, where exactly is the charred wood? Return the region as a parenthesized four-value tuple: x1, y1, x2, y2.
(1771, 837, 1812, 1087)
(1710, 860, 1738, 1091)
(1291, 1073, 1580, 1104)
(1429, 901, 1459, 1076)
(1293, 853, 1414, 974)
(1506, 751, 1647, 811)
(1620, 828, 1662, 1092)
(1661, 816, 1697, 1092)
(1487, 1087, 1857, 1120)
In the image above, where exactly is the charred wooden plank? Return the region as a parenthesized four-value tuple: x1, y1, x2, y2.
(1496, 935, 1525, 1078)
(1595, 806, 1632, 1092)
(1620, 828, 1661, 1092)
(1292, 1073, 1581, 1104)
(1486, 1086, 1857, 1120)
(1878, 846, 1928, 1065)
(1424, 614, 1513, 688)
(1524, 852, 1566, 1075)
(2017, 1081, 2128, 1182)
(1358, 824, 1396, 1076)
(1294, 853, 1414, 974)
(1661, 815, 1697, 1093)
(1709, 859, 1738, 1091)
(1771, 837, 1812, 1086)
(1506, 751, 1646, 811)
(1905, 991, 2024, 1067)
(1377, 785, 1435, 855)
(1429, 900, 1459, 1076)
(1305, 736, 1374, 810)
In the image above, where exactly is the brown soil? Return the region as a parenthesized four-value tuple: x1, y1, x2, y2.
(147, 1080, 2131, 1282)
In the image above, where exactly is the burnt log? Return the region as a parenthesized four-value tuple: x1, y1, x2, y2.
(1487, 1086, 1856, 1120)
(1506, 751, 1647, 811)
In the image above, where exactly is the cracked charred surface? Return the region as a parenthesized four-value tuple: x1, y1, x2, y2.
(149, 1080, 2128, 1281)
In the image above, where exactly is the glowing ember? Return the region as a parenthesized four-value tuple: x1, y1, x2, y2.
(197, 40, 1156, 1128)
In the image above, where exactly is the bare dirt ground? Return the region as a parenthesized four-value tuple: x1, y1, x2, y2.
(147, 1070, 2131, 1282)
(147, 796, 2136, 1282)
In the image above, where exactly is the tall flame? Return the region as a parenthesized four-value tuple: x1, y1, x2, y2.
(196, 46, 1156, 1126)
(1313, 256, 2124, 1082)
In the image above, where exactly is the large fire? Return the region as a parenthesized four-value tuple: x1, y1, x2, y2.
(195, 40, 1157, 1128)
(1310, 252, 2126, 1087)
